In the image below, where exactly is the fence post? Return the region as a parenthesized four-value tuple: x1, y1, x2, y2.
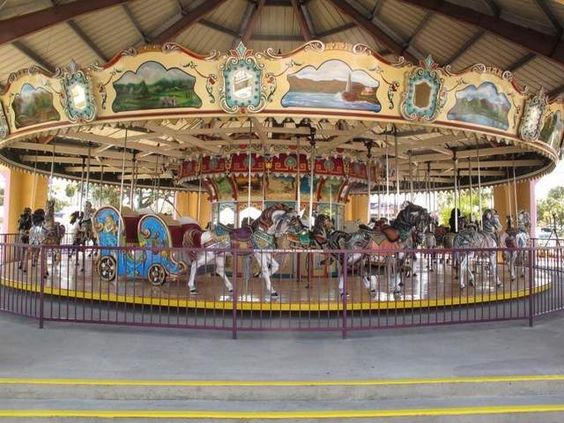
(232, 250, 238, 340)
(528, 247, 534, 327)
(39, 246, 46, 329)
(342, 251, 348, 339)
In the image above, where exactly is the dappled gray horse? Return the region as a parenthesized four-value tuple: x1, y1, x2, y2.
(454, 209, 502, 289)
(500, 210, 530, 280)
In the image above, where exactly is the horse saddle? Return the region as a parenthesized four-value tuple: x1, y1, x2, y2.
(215, 225, 253, 250)
(369, 225, 400, 244)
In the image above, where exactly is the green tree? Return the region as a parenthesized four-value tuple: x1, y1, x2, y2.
(537, 186, 564, 230)
(437, 188, 493, 226)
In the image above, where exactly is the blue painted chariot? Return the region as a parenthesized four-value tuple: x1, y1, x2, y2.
(92, 206, 189, 285)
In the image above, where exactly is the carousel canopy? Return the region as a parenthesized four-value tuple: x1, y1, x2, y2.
(0, 0, 562, 193)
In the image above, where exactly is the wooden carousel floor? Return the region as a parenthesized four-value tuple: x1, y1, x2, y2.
(1, 252, 553, 311)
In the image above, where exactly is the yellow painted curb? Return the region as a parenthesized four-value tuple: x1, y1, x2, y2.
(1, 404, 564, 418)
(0, 277, 550, 312)
(1, 374, 564, 387)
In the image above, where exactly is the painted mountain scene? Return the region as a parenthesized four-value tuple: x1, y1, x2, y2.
(112, 61, 202, 112)
(447, 82, 510, 130)
(11, 83, 60, 128)
(282, 60, 381, 112)
(540, 111, 563, 150)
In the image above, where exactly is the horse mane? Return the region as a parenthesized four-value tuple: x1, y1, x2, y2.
(251, 203, 291, 231)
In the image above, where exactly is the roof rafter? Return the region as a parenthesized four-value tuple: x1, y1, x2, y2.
(399, 0, 564, 64)
(0, 0, 131, 47)
(241, 0, 266, 44)
(534, 0, 563, 35)
(290, 0, 313, 41)
(507, 52, 536, 72)
(325, 0, 418, 63)
(12, 41, 56, 73)
(445, 30, 484, 65)
(153, 0, 229, 44)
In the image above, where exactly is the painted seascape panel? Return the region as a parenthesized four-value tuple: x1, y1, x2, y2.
(112, 61, 202, 112)
(281, 60, 381, 113)
(540, 111, 563, 151)
(447, 82, 510, 130)
(11, 83, 60, 128)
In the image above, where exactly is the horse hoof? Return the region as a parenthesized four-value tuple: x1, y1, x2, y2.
(270, 291, 279, 298)
(340, 292, 350, 299)
(496, 283, 503, 288)
(190, 288, 199, 295)
(398, 282, 404, 287)
(469, 281, 475, 287)
(370, 289, 377, 294)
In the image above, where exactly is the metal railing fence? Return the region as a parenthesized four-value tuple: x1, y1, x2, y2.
(0, 240, 562, 337)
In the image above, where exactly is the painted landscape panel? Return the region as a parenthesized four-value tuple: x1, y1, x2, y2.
(282, 60, 381, 113)
(11, 83, 60, 128)
(540, 111, 563, 150)
(112, 61, 202, 112)
(266, 176, 296, 200)
(447, 82, 510, 130)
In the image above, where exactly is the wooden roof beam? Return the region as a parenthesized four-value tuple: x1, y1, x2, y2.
(0, 0, 131, 46)
(290, 0, 313, 41)
(11, 41, 56, 73)
(241, 0, 266, 44)
(326, 0, 418, 63)
(399, 0, 564, 65)
(153, 0, 229, 44)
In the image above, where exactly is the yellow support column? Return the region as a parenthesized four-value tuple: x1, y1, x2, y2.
(2, 167, 49, 234)
(493, 180, 536, 235)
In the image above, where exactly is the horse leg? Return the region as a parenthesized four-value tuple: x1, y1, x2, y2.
(459, 255, 467, 289)
(187, 253, 209, 294)
(256, 252, 278, 298)
(215, 254, 233, 293)
(490, 252, 502, 287)
(509, 251, 516, 281)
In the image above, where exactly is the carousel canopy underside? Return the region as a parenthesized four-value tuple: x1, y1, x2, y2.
(0, 0, 562, 194)
(0, 117, 556, 192)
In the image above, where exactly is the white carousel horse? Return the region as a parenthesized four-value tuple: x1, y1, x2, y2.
(182, 203, 304, 298)
(500, 210, 531, 280)
(453, 209, 502, 289)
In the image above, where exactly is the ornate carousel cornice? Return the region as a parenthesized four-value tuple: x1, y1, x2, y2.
(0, 41, 561, 192)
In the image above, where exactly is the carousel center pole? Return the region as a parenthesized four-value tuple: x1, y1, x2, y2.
(117, 129, 128, 240)
(247, 119, 252, 218)
(85, 143, 92, 204)
(365, 140, 374, 222)
(197, 155, 202, 223)
(385, 138, 389, 220)
(394, 127, 399, 214)
(468, 157, 473, 223)
(453, 152, 458, 232)
(476, 140, 483, 229)
(308, 126, 316, 229)
(512, 155, 518, 221)
(49, 144, 56, 200)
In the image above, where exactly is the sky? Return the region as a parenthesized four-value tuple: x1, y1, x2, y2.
(535, 160, 564, 200)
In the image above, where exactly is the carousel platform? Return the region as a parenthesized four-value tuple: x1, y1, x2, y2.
(0, 252, 553, 312)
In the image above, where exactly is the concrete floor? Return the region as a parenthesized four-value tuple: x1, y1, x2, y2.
(1, 311, 563, 380)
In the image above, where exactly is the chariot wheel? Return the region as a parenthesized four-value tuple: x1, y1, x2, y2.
(148, 264, 166, 286)
(97, 255, 116, 282)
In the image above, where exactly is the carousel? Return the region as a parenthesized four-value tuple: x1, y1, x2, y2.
(0, 39, 562, 311)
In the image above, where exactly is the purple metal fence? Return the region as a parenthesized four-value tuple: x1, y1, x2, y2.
(0, 240, 562, 337)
